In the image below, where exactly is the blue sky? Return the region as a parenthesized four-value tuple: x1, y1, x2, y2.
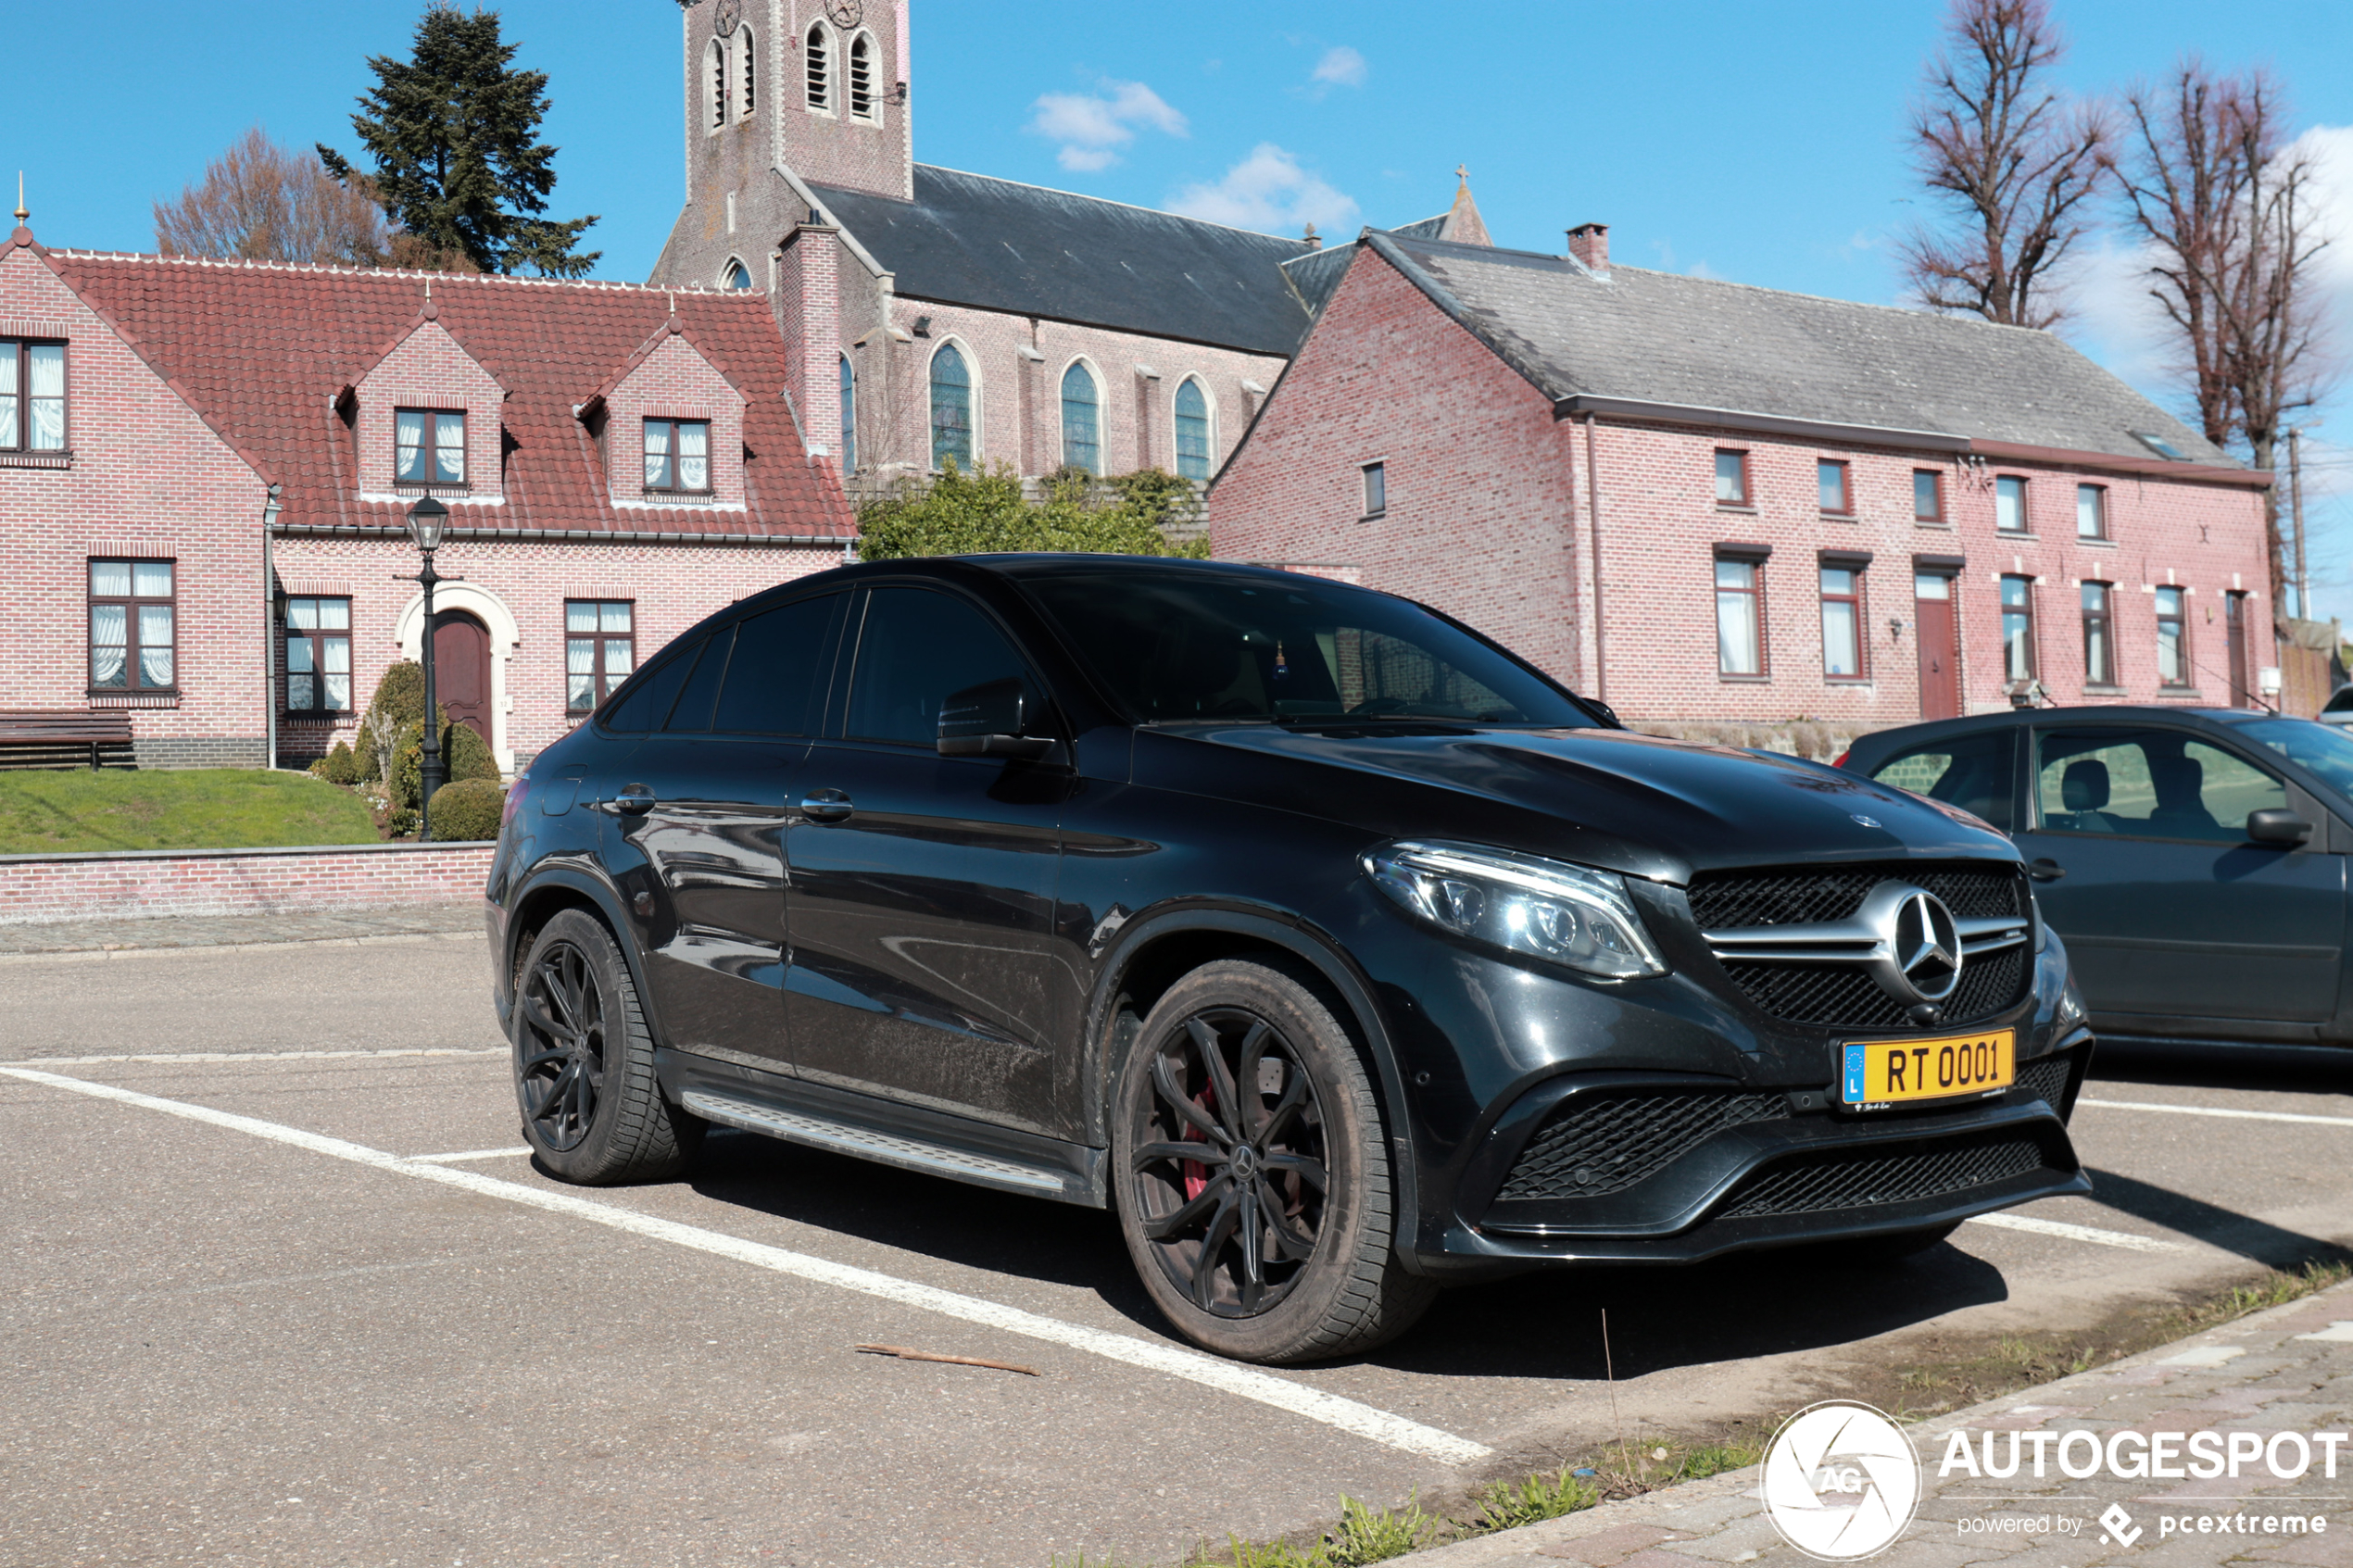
(6, 1, 2350, 613)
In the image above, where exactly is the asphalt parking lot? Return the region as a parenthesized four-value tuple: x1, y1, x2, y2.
(6, 931, 2351, 1567)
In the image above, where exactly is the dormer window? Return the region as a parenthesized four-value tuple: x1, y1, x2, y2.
(396, 408, 465, 485)
(644, 418, 711, 494)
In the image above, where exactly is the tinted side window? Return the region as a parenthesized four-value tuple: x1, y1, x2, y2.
(665, 624, 734, 732)
(2035, 726, 2287, 841)
(713, 595, 840, 735)
(601, 634, 706, 733)
(845, 587, 1032, 746)
(1869, 729, 2018, 831)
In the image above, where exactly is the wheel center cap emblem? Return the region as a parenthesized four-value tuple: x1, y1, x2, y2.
(1230, 1145, 1260, 1178)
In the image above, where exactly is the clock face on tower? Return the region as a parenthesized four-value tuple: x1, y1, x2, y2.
(711, 0, 742, 36)
(827, 0, 863, 27)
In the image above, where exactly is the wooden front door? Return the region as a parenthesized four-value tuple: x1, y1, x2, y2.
(1915, 572, 1960, 720)
(433, 610, 492, 747)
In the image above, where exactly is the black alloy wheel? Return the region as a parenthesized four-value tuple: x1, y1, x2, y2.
(510, 908, 702, 1184)
(1129, 1006, 1329, 1317)
(1112, 958, 1436, 1364)
(517, 937, 607, 1151)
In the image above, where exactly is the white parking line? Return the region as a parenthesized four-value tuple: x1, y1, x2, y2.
(1963, 1211, 2184, 1252)
(2077, 1098, 2353, 1129)
(408, 1146, 535, 1164)
(11, 1048, 502, 1068)
(0, 1065, 1491, 1467)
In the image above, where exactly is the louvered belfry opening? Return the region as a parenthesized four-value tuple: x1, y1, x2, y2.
(740, 28, 755, 115)
(806, 24, 829, 110)
(849, 34, 874, 119)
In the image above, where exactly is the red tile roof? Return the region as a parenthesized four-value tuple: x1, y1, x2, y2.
(42, 245, 855, 541)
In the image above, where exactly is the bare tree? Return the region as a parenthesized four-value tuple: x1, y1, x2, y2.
(155, 127, 396, 267)
(1899, 0, 2111, 328)
(2113, 63, 2334, 605)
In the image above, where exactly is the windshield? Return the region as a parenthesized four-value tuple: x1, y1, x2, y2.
(2233, 717, 2353, 800)
(1021, 571, 1594, 726)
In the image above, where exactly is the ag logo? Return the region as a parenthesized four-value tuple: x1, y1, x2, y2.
(1761, 1401, 1921, 1561)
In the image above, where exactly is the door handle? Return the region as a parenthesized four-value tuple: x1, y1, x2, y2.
(2028, 858, 2067, 882)
(799, 789, 853, 823)
(614, 783, 656, 816)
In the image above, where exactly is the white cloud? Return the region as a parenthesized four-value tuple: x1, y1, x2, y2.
(1165, 144, 1359, 235)
(1312, 45, 1366, 90)
(1026, 80, 1188, 172)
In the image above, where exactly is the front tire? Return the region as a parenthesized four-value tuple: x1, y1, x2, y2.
(511, 908, 702, 1185)
(1112, 959, 1436, 1363)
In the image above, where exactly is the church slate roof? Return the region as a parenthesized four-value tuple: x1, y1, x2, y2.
(44, 249, 855, 539)
(811, 164, 1316, 356)
(1367, 232, 2236, 470)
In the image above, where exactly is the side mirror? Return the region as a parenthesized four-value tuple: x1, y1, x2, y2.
(937, 676, 1053, 759)
(2246, 808, 2313, 847)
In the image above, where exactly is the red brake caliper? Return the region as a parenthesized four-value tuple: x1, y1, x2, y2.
(1180, 1082, 1214, 1202)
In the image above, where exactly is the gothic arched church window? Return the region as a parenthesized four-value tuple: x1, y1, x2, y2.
(805, 23, 833, 111)
(1061, 362, 1101, 475)
(737, 24, 756, 116)
(725, 260, 751, 291)
(929, 345, 973, 471)
(839, 355, 857, 471)
(849, 33, 876, 119)
(1174, 378, 1213, 481)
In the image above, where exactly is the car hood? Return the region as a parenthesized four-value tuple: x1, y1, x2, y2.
(1133, 723, 2016, 883)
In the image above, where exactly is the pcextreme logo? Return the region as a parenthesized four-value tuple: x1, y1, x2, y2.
(1761, 1401, 1923, 1561)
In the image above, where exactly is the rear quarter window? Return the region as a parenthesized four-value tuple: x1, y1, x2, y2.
(1868, 729, 2018, 831)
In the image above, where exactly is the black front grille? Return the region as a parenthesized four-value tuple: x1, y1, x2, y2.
(1499, 1089, 1782, 1201)
(2016, 1050, 2071, 1110)
(1719, 945, 2027, 1031)
(1717, 1133, 2051, 1219)
(1688, 862, 2024, 929)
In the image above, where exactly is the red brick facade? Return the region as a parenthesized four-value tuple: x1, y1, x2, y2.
(1212, 243, 2275, 730)
(0, 841, 495, 922)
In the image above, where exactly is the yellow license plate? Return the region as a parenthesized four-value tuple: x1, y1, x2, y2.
(1841, 1030, 2014, 1108)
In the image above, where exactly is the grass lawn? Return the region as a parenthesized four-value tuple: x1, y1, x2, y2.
(0, 768, 382, 855)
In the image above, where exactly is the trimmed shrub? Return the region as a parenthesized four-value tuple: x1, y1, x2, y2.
(426, 777, 506, 841)
(319, 740, 360, 785)
(855, 460, 1210, 560)
(392, 714, 499, 811)
(357, 661, 427, 783)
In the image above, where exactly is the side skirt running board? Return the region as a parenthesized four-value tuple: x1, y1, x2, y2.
(656, 1048, 1106, 1208)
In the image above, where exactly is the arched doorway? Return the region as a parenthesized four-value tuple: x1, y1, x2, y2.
(433, 609, 493, 749)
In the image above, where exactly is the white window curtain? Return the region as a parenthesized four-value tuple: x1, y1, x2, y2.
(0, 344, 19, 449)
(1716, 561, 1760, 676)
(139, 605, 175, 687)
(90, 604, 127, 687)
(677, 421, 709, 490)
(27, 345, 64, 450)
(644, 421, 673, 487)
(567, 636, 598, 710)
(396, 409, 427, 482)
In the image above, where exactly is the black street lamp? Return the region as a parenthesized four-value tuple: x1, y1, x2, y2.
(405, 496, 450, 841)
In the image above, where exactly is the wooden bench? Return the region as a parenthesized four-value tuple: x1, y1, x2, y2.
(0, 710, 136, 770)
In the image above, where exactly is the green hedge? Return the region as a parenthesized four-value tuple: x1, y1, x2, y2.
(426, 777, 506, 841)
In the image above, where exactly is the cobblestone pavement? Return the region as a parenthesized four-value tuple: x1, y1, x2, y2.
(0, 900, 483, 957)
(1415, 1279, 2353, 1567)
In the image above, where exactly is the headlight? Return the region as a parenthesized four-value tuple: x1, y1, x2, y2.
(1363, 840, 1666, 979)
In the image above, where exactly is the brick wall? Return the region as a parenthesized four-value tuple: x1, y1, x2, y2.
(0, 241, 271, 757)
(599, 328, 750, 510)
(1210, 245, 2274, 731)
(0, 841, 496, 924)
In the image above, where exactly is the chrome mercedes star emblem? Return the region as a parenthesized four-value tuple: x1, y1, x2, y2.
(1888, 889, 1963, 1003)
(1851, 813, 1882, 828)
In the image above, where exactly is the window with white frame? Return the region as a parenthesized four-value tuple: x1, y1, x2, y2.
(1716, 557, 1764, 677)
(1174, 379, 1212, 482)
(2077, 483, 2108, 540)
(89, 559, 175, 692)
(284, 597, 353, 712)
(643, 419, 711, 493)
(1060, 362, 1101, 474)
(566, 601, 635, 713)
(1361, 460, 1387, 517)
(396, 408, 465, 485)
(1995, 474, 2029, 533)
(0, 340, 66, 452)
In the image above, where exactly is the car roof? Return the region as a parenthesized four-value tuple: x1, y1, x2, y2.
(1841, 704, 2273, 764)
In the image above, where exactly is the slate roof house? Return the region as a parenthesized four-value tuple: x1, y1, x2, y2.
(1214, 226, 2275, 730)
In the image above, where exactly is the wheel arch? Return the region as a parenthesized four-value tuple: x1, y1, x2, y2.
(502, 867, 652, 1039)
(1084, 906, 1420, 1259)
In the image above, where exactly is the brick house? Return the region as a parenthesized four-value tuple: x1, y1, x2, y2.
(0, 222, 852, 773)
(1212, 226, 2275, 734)
(646, 0, 1498, 500)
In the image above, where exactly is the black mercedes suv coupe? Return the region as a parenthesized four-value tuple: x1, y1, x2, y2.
(486, 555, 2092, 1363)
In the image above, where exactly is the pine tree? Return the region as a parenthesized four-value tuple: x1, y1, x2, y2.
(318, 4, 599, 278)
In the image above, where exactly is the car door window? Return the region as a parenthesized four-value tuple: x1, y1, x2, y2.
(844, 587, 1034, 746)
(1867, 729, 2017, 830)
(664, 624, 734, 732)
(712, 595, 841, 735)
(2035, 727, 2286, 841)
(600, 633, 706, 733)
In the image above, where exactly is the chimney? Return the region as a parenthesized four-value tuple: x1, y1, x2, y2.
(1567, 222, 1610, 273)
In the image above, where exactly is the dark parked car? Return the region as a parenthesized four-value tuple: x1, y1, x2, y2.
(488, 557, 2091, 1363)
(1842, 707, 2353, 1052)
